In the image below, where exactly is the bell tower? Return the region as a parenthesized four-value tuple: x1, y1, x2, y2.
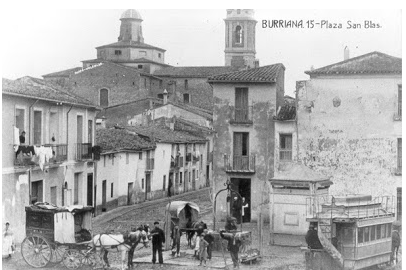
(224, 9, 257, 69)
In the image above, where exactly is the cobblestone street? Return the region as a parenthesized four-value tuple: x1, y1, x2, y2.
(2, 188, 401, 270)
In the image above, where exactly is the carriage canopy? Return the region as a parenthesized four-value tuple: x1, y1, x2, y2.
(165, 201, 200, 229)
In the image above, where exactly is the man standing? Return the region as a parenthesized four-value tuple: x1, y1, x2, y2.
(203, 229, 214, 260)
(19, 131, 26, 144)
(220, 230, 241, 269)
(151, 221, 165, 267)
(171, 225, 181, 257)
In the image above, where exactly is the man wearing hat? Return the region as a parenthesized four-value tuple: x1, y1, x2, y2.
(150, 221, 165, 267)
(305, 223, 322, 250)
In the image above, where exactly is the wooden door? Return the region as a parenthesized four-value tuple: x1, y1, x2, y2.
(102, 180, 107, 211)
(87, 174, 93, 206)
(128, 183, 133, 205)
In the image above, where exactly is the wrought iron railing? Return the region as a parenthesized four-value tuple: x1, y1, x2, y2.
(75, 143, 92, 160)
(224, 154, 255, 172)
(44, 144, 68, 162)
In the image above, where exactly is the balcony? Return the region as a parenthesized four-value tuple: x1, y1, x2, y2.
(193, 154, 200, 163)
(14, 144, 68, 167)
(186, 153, 192, 163)
(229, 106, 253, 125)
(75, 143, 92, 161)
(224, 154, 255, 173)
(146, 158, 155, 171)
(171, 156, 184, 169)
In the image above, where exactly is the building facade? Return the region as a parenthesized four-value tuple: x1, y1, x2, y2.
(296, 51, 402, 198)
(2, 77, 98, 242)
(209, 64, 285, 223)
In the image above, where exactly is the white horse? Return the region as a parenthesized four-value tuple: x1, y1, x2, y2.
(92, 228, 149, 270)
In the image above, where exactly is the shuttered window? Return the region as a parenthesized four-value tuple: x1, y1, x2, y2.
(280, 134, 293, 161)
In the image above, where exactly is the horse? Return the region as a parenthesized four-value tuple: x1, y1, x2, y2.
(92, 227, 149, 270)
(185, 220, 207, 248)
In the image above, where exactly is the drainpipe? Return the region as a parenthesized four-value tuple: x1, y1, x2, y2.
(28, 99, 39, 205)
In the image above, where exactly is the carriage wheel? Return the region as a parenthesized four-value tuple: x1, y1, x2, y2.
(48, 244, 67, 266)
(21, 235, 52, 268)
(62, 249, 84, 269)
(81, 250, 98, 268)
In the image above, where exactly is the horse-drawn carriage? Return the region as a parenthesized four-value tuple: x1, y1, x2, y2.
(21, 203, 149, 270)
(22, 204, 96, 268)
(165, 201, 205, 247)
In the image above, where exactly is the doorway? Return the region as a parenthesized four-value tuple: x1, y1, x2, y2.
(145, 173, 151, 200)
(206, 165, 210, 187)
(128, 183, 133, 205)
(31, 180, 43, 204)
(87, 174, 93, 206)
(230, 178, 251, 223)
(102, 180, 107, 212)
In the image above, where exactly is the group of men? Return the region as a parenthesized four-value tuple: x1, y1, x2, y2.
(150, 217, 243, 269)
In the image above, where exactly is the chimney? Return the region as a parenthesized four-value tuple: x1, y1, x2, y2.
(344, 46, 350, 60)
(163, 89, 168, 105)
(254, 59, 260, 68)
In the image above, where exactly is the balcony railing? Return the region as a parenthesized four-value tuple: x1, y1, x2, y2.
(75, 143, 92, 161)
(44, 144, 68, 162)
(171, 156, 184, 169)
(224, 154, 255, 173)
(14, 144, 68, 166)
(230, 106, 253, 125)
(146, 158, 155, 171)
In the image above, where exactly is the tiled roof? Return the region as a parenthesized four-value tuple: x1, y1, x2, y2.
(127, 125, 207, 144)
(97, 97, 162, 127)
(2, 77, 98, 108)
(274, 104, 296, 121)
(174, 117, 214, 134)
(96, 40, 166, 52)
(208, 64, 285, 83)
(96, 128, 155, 153)
(305, 51, 402, 76)
(42, 67, 82, 78)
(82, 58, 171, 67)
(153, 66, 240, 78)
(156, 101, 213, 120)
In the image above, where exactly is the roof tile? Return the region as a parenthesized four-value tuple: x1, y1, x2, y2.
(208, 64, 285, 83)
(96, 128, 155, 153)
(305, 51, 402, 76)
(153, 66, 240, 78)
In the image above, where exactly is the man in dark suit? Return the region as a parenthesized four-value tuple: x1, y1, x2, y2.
(151, 221, 165, 267)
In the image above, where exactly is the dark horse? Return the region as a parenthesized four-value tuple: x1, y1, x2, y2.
(185, 220, 207, 247)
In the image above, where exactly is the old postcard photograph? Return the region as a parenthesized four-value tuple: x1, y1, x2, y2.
(1, 8, 402, 270)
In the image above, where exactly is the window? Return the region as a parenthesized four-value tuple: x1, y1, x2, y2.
(104, 156, 106, 167)
(126, 153, 129, 164)
(88, 120, 93, 143)
(74, 173, 81, 205)
(398, 84, 402, 116)
(15, 108, 25, 137)
(33, 110, 42, 145)
(185, 80, 188, 90)
(235, 25, 243, 44)
(138, 65, 143, 69)
(31, 180, 43, 204)
(144, 78, 147, 88)
(180, 172, 183, 184)
(139, 51, 147, 57)
(142, 178, 144, 189)
(235, 88, 249, 121)
(376, 224, 382, 239)
(158, 53, 162, 58)
(139, 152, 143, 160)
(398, 138, 402, 172)
(157, 94, 164, 99)
(100, 89, 109, 107)
(163, 175, 166, 191)
(111, 183, 114, 197)
(370, 226, 376, 241)
(114, 50, 122, 55)
(77, 115, 83, 144)
(183, 93, 190, 104)
(233, 132, 249, 156)
(280, 134, 293, 161)
(189, 172, 191, 182)
(112, 155, 114, 165)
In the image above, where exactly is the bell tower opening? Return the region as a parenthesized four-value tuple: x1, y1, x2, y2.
(224, 9, 257, 69)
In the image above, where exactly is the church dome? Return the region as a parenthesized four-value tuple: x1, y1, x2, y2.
(121, 9, 142, 20)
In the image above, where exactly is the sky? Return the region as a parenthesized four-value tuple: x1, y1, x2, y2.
(1, 9, 402, 96)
